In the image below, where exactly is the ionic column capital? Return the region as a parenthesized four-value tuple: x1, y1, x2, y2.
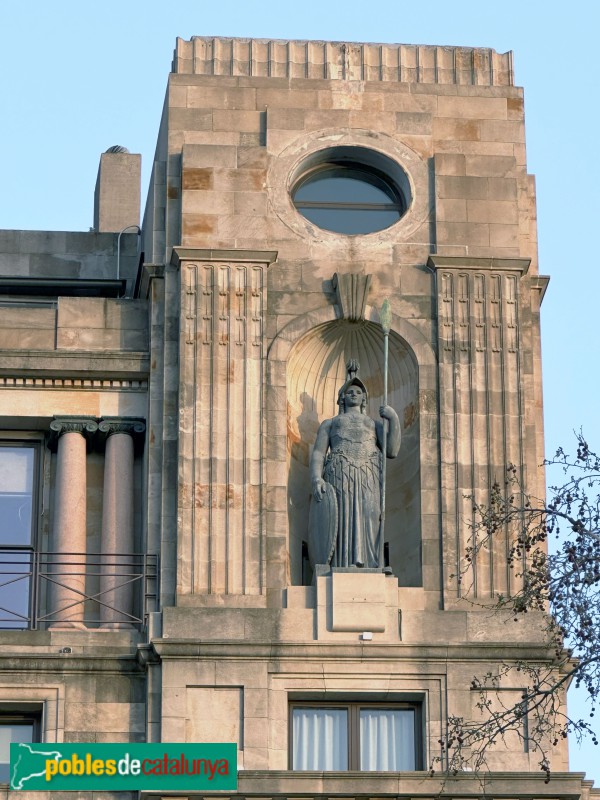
(48, 417, 98, 452)
(98, 417, 146, 442)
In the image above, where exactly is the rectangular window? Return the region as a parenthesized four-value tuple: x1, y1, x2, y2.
(0, 712, 40, 783)
(291, 702, 420, 771)
(292, 707, 348, 770)
(0, 441, 40, 629)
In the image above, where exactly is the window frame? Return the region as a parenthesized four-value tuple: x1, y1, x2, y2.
(0, 705, 43, 784)
(0, 435, 44, 629)
(291, 162, 406, 235)
(287, 145, 412, 238)
(289, 700, 423, 771)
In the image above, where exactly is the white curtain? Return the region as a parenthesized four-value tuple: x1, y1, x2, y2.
(292, 708, 348, 770)
(359, 708, 415, 770)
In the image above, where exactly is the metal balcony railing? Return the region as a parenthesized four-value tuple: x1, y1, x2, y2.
(0, 550, 158, 631)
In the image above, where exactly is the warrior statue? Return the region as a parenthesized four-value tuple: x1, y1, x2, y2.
(308, 360, 400, 570)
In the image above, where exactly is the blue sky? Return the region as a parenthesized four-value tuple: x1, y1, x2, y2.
(1, 0, 598, 782)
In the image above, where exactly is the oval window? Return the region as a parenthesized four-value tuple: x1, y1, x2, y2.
(291, 155, 408, 235)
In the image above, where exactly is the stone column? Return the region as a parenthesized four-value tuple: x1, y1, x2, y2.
(98, 418, 145, 628)
(48, 417, 98, 629)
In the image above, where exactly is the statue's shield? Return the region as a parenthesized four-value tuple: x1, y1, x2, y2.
(308, 482, 338, 568)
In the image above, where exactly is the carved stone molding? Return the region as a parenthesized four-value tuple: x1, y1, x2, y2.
(333, 273, 372, 322)
(431, 252, 532, 603)
(98, 417, 146, 438)
(139, 263, 166, 300)
(173, 248, 275, 596)
(97, 417, 146, 453)
(174, 37, 515, 87)
(427, 254, 531, 274)
(48, 417, 146, 452)
(530, 275, 550, 302)
(171, 248, 278, 268)
(0, 377, 147, 391)
(48, 417, 98, 452)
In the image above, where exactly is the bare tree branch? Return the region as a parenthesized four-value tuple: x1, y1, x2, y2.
(433, 432, 600, 781)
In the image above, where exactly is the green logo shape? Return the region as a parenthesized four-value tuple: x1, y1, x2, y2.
(10, 742, 237, 791)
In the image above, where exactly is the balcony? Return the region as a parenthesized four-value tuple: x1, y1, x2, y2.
(0, 550, 158, 631)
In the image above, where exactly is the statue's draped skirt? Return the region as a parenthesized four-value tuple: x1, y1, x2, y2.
(323, 433, 382, 568)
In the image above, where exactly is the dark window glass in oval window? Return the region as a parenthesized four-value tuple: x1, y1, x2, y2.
(292, 165, 405, 235)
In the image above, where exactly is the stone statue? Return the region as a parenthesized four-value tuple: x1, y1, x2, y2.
(308, 360, 400, 570)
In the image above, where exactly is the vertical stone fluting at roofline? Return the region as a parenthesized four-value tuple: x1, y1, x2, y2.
(173, 36, 514, 86)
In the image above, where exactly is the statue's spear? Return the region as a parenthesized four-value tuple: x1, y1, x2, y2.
(379, 299, 392, 571)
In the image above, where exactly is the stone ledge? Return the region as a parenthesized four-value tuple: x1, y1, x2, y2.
(149, 636, 556, 663)
(427, 254, 531, 273)
(171, 246, 278, 267)
(0, 653, 143, 671)
(0, 277, 126, 298)
(0, 349, 149, 379)
(530, 274, 551, 302)
(140, 769, 595, 796)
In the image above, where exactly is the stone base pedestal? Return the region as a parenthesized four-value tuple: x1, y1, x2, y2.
(47, 621, 87, 631)
(315, 568, 400, 642)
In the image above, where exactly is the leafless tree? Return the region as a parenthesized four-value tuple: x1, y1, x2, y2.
(432, 433, 600, 780)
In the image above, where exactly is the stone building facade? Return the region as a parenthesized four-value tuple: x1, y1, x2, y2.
(0, 35, 596, 799)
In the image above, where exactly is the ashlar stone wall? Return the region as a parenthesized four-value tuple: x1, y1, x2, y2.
(138, 37, 562, 776)
(143, 37, 544, 613)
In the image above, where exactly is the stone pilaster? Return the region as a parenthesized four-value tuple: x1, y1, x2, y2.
(48, 417, 98, 629)
(172, 247, 277, 597)
(428, 256, 532, 606)
(98, 418, 145, 628)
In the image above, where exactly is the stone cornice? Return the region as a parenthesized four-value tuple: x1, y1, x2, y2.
(0, 349, 149, 380)
(0, 376, 147, 391)
(170, 247, 278, 267)
(139, 263, 165, 300)
(0, 654, 143, 674)
(148, 639, 556, 664)
(427, 255, 531, 274)
(141, 769, 592, 798)
(0, 277, 127, 298)
(530, 274, 551, 302)
(173, 37, 515, 88)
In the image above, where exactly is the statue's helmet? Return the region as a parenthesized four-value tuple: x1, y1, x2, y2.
(337, 359, 368, 413)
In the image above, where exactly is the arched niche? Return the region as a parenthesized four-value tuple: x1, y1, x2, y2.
(286, 319, 422, 586)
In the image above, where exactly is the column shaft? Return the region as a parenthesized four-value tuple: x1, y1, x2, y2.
(51, 431, 88, 628)
(100, 432, 135, 627)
